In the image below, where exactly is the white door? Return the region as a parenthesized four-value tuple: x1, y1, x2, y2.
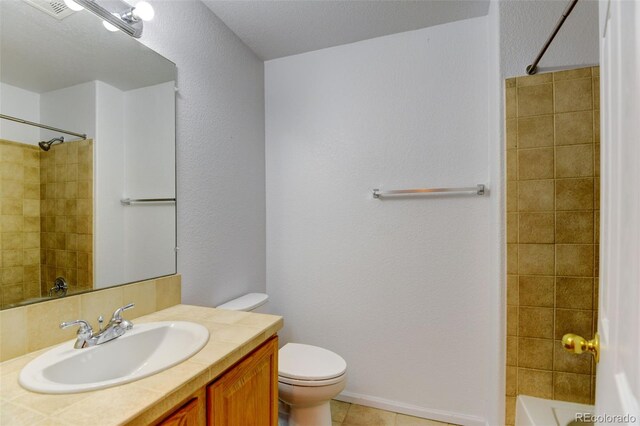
(595, 0, 640, 423)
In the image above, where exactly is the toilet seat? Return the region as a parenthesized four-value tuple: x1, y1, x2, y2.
(278, 372, 346, 387)
(278, 343, 347, 387)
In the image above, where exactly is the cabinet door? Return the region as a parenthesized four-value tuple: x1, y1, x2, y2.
(159, 398, 201, 426)
(207, 336, 278, 426)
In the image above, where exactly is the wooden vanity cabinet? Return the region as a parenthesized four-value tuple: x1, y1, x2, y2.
(157, 336, 278, 426)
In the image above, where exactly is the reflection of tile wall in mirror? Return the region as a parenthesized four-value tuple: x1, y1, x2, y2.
(0, 139, 93, 309)
(0, 140, 41, 308)
(40, 139, 93, 297)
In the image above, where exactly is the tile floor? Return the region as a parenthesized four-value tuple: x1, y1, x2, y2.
(330, 400, 458, 426)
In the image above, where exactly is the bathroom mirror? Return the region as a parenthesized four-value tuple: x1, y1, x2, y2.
(0, 0, 177, 309)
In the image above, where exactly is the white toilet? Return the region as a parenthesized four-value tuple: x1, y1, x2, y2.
(217, 293, 347, 426)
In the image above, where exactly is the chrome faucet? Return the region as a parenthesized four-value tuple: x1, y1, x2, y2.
(60, 303, 135, 349)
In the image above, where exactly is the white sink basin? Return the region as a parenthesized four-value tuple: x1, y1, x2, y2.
(19, 321, 209, 394)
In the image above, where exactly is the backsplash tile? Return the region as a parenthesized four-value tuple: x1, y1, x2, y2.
(0, 274, 181, 361)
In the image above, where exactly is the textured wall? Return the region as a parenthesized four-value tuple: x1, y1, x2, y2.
(499, 0, 599, 78)
(266, 17, 495, 425)
(505, 67, 600, 425)
(139, 1, 266, 306)
(0, 83, 40, 143)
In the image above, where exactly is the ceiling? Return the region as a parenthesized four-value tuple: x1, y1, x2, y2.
(0, 0, 175, 93)
(202, 0, 491, 61)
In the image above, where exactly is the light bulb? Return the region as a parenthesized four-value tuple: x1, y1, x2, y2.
(64, 0, 84, 11)
(133, 1, 154, 21)
(102, 14, 119, 32)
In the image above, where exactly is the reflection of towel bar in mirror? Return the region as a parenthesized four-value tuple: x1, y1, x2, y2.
(373, 184, 486, 199)
(121, 198, 176, 205)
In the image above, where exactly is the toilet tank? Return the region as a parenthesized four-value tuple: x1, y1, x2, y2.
(216, 293, 269, 313)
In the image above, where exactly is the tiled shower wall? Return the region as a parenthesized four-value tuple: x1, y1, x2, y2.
(0, 138, 93, 308)
(0, 140, 41, 307)
(40, 139, 94, 295)
(505, 66, 600, 424)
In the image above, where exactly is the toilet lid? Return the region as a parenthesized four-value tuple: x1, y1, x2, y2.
(278, 343, 347, 381)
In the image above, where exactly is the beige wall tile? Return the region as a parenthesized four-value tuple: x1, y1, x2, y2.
(555, 111, 593, 146)
(507, 244, 518, 275)
(519, 276, 554, 307)
(0, 307, 27, 361)
(505, 396, 516, 425)
(518, 148, 554, 180)
(593, 77, 600, 109)
(507, 336, 518, 366)
(556, 212, 594, 244)
(553, 341, 592, 374)
(123, 280, 157, 318)
(556, 145, 594, 178)
(519, 307, 554, 339)
(518, 180, 554, 211)
(555, 309, 593, 340)
(80, 286, 124, 330)
(553, 68, 592, 81)
(25, 297, 80, 352)
(506, 78, 516, 88)
(507, 150, 517, 181)
(518, 244, 554, 275)
(506, 118, 517, 149)
(504, 68, 597, 407)
(155, 275, 182, 311)
(518, 337, 553, 370)
(506, 87, 517, 119)
(555, 178, 594, 211)
(553, 372, 592, 404)
(507, 274, 519, 305)
(517, 84, 553, 117)
(517, 115, 554, 148)
(517, 73, 553, 87)
(519, 213, 554, 243)
(556, 277, 593, 310)
(507, 213, 518, 244)
(518, 368, 553, 398)
(507, 181, 518, 212)
(555, 78, 593, 113)
(556, 244, 594, 277)
(506, 366, 518, 397)
(507, 306, 518, 336)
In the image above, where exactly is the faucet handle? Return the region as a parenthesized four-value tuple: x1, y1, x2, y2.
(111, 303, 135, 322)
(60, 320, 93, 339)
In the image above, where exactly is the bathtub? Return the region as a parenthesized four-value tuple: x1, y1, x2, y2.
(516, 395, 595, 425)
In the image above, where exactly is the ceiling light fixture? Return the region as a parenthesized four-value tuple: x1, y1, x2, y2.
(72, 0, 154, 38)
(63, 0, 84, 11)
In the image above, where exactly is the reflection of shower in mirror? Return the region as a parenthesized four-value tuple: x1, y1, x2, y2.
(38, 136, 64, 151)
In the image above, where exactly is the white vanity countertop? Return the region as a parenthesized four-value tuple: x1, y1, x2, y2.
(0, 304, 283, 425)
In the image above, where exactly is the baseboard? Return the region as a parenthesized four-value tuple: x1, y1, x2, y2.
(335, 391, 487, 426)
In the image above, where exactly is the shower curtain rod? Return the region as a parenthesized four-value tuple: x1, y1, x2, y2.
(0, 114, 87, 140)
(526, 0, 579, 75)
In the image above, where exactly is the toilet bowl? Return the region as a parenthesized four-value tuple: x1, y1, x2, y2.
(217, 293, 348, 426)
